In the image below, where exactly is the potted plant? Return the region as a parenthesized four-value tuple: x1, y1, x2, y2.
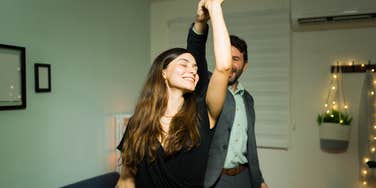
(317, 109, 352, 153)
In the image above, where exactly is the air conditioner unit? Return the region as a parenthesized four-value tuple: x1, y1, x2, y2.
(298, 12, 376, 24)
(291, 4, 376, 31)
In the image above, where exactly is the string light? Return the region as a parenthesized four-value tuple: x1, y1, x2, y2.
(344, 105, 348, 109)
(364, 157, 370, 163)
(333, 74, 337, 79)
(332, 101, 336, 105)
(363, 181, 367, 185)
(326, 110, 330, 114)
(362, 169, 368, 176)
(358, 66, 376, 186)
(331, 86, 336, 90)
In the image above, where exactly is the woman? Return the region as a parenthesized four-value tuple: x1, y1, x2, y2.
(117, 0, 230, 187)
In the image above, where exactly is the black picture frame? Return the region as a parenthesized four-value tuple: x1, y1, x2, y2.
(34, 63, 51, 93)
(0, 44, 26, 111)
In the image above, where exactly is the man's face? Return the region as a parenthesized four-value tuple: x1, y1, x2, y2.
(228, 46, 248, 85)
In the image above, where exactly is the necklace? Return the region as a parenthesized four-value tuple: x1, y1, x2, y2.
(160, 116, 172, 125)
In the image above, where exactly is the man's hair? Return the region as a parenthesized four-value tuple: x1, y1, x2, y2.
(230, 35, 248, 62)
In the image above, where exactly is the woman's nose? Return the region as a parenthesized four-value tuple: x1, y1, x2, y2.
(188, 66, 197, 74)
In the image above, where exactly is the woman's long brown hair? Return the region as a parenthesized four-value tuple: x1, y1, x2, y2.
(121, 48, 200, 178)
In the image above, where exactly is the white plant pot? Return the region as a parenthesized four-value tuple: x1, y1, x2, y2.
(319, 122, 351, 153)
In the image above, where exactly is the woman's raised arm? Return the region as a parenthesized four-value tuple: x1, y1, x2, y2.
(204, 0, 232, 129)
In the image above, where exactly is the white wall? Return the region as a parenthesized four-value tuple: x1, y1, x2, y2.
(151, 0, 376, 187)
(150, 0, 289, 60)
(0, 0, 149, 187)
(287, 28, 376, 188)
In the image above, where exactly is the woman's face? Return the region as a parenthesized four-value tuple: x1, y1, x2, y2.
(162, 53, 199, 93)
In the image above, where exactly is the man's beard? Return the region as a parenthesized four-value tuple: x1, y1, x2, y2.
(228, 69, 243, 86)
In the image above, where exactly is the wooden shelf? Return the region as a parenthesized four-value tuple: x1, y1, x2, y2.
(331, 63, 376, 73)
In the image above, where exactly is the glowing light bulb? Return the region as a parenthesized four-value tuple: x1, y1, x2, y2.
(361, 64, 365, 67)
(374, 81, 376, 84)
(339, 119, 344, 124)
(371, 147, 376, 153)
(362, 169, 368, 175)
(373, 125, 376, 130)
(373, 136, 376, 141)
(326, 110, 330, 114)
(371, 91, 374, 95)
(364, 158, 370, 163)
(332, 101, 336, 105)
(324, 104, 328, 107)
(330, 114, 334, 118)
(331, 86, 336, 90)
(363, 181, 367, 185)
(344, 105, 348, 109)
(372, 69, 375, 72)
(333, 74, 337, 79)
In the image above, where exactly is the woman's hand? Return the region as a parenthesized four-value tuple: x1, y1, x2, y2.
(203, 0, 224, 10)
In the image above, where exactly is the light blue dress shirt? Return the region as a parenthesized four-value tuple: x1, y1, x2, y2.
(223, 83, 248, 168)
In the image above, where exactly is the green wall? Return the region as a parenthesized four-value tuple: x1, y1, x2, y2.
(0, 0, 149, 187)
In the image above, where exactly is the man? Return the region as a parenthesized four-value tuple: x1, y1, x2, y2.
(186, 1, 268, 188)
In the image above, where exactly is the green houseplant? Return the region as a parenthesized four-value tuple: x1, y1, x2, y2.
(317, 109, 352, 126)
(317, 109, 352, 153)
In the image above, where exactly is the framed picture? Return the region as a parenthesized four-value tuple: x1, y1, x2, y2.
(0, 44, 26, 110)
(34, 63, 51, 92)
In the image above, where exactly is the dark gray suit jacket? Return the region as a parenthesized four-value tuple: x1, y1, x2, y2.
(186, 24, 264, 188)
(204, 90, 264, 188)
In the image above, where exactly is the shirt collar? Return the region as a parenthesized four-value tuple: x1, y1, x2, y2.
(228, 82, 245, 96)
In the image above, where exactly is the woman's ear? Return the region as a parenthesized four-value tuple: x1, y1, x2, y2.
(162, 70, 167, 80)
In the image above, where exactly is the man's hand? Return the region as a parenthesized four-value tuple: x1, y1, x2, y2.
(193, 0, 209, 34)
(196, 0, 209, 23)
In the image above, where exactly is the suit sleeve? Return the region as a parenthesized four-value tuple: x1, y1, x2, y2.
(186, 23, 209, 98)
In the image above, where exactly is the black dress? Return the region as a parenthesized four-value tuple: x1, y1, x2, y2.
(116, 99, 211, 188)
(134, 99, 210, 188)
(116, 25, 211, 187)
